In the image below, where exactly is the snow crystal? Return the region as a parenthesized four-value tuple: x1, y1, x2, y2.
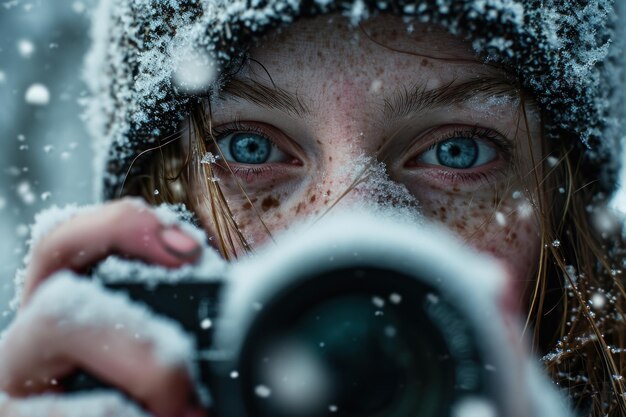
(0, 197, 6, 210)
(495, 211, 506, 226)
(546, 157, 559, 167)
(72, 1, 85, 14)
(331, 155, 423, 225)
(384, 325, 397, 337)
(0, 391, 150, 417)
(24, 83, 50, 106)
(200, 318, 212, 329)
(17, 181, 36, 205)
(371, 296, 385, 308)
(369, 79, 382, 93)
(262, 342, 331, 410)
(17, 39, 34, 58)
(452, 397, 496, 417)
(564, 265, 577, 289)
(329, 404, 338, 412)
(255, 385, 272, 398)
(0, 70, 5, 83)
(40, 191, 52, 201)
(172, 47, 217, 94)
(516, 200, 534, 219)
(590, 292, 607, 310)
(1, 1, 18, 10)
(43, 145, 54, 153)
(467, 94, 519, 119)
(389, 292, 402, 304)
(200, 152, 220, 165)
(591, 206, 621, 235)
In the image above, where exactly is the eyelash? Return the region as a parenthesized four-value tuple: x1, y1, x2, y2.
(408, 126, 513, 185)
(426, 126, 511, 153)
(207, 122, 512, 185)
(206, 121, 291, 181)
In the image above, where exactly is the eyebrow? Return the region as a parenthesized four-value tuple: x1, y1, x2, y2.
(218, 73, 520, 119)
(219, 77, 310, 118)
(382, 75, 520, 120)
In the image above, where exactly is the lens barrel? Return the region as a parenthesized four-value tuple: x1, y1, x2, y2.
(232, 267, 488, 417)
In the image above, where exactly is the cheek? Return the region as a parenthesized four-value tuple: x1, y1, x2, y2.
(210, 177, 337, 247)
(421, 186, 541, 292)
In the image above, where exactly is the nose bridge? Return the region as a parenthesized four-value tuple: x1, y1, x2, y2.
(308, 77, 422, 218)
(317, 154, 423, 222)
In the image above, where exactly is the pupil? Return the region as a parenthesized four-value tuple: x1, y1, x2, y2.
(230, 133, 271, 164)
(436, 138, 478, 169)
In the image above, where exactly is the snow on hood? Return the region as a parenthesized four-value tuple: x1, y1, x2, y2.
(83, 0, 624, 200)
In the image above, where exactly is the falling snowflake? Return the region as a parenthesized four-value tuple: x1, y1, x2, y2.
(25, 83, 50, 105)
(17, 39, 35, 58)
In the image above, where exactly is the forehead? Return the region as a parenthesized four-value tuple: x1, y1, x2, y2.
(248, 14, 490, 84)
(225, 14, 519, 124)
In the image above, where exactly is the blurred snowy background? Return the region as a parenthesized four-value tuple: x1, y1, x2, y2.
(0, 0, 625, 330)
(0, 0, 94, 327)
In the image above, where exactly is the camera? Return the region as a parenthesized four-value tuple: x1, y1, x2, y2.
(68, 214, 574, 417)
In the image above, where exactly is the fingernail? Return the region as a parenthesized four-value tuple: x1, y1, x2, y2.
(159, 227, 201, 259)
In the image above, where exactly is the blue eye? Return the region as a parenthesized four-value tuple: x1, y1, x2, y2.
(419, 137, 497, 169)
(217, 131, 289, 164)
(230, 133, 271, 164)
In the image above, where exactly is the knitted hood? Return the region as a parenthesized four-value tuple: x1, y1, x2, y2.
(84, 0, 624, 200)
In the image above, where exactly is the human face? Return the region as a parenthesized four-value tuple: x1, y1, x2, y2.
(195, 14, 543, 304)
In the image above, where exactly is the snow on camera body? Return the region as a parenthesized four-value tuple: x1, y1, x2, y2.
(72, 213, 573, 417)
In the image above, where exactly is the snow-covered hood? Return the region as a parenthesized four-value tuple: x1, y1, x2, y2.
(84, 0, 624, 200)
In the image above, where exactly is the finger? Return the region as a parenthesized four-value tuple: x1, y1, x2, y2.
(22, 198, 201, 305)
(0, 274, 204, 417)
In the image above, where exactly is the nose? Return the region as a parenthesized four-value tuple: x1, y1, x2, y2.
(313, 153, 422, 222)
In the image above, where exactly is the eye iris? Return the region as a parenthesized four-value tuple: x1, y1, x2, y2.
(230, 133, 271, 164)
(436, 138, 478, 169)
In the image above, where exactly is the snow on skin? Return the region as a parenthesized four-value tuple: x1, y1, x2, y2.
(24, 83, 50, 106)
(9, 202, 225, 310)
(331, 154, 423, 225)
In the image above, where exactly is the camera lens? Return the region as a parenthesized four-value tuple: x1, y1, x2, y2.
(238, 267, 483, 417)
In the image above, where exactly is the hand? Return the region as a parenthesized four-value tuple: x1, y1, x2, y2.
(0, 198, 207, 417)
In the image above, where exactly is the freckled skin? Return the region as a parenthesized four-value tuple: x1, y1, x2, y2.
(196, 15, 543, 306)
